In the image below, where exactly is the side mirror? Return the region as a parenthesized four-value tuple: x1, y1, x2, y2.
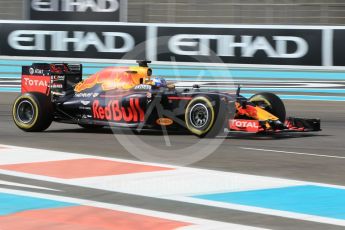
(236, 84, 241, 97)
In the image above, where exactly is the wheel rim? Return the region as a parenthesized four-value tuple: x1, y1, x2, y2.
(189, 103, 209, 128)
(16, 100, 35, 124)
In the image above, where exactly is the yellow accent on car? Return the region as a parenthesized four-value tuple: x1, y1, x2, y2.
(255, 106, 279, 121)
(129, 66, 151, 83)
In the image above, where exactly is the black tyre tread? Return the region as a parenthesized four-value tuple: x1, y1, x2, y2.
(250, 92, 286, 122)
(202, 100, 228, 138)
(185, 96, 226, 138)
(12, 93, 53, 132)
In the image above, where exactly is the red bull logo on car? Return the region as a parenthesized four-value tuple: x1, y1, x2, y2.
(92, 98, 145, 122)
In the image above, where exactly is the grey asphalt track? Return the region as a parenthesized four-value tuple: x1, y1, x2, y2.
(1, 92, 345, 229)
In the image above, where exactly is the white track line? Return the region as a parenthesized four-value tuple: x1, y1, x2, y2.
(0, 85, 20, 87)
(0, 180, 60, 191)
(239, 147, 345, 159)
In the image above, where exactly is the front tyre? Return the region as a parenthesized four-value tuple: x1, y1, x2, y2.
(185, 96, 224, 138)
(249, 92, 286, 122)
(12, 93, 53, 132)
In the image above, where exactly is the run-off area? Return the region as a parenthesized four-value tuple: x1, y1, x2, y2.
(1, 145, 345, 229)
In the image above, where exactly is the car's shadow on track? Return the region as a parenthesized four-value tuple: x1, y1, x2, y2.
(46, 127, 189, 136)
(217, 132, 329, 140)
(46, 127, 328, 140)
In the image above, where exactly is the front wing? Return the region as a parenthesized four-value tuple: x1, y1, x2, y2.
(228, 117, 321, 133)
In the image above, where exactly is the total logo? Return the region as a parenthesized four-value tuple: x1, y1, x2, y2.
(230, 119, 259, 128)
(92, 98, 145, 122)
(23, 77, 49, 87)
(21, 76, 51, 95)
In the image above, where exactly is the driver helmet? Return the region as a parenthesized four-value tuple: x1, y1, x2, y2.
(151, 77, 167, 88)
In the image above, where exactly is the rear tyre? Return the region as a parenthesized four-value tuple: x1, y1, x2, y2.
(249, 92, 286, 122)
(12, 93, 53, 132)
(185, 96, 225, 138)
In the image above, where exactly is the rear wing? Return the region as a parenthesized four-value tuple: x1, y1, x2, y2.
(21, 63, 82, 95)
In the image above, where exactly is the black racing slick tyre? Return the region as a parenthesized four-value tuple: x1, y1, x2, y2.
(12, 93, 53, 132)
(249, 92, 286, 122)
(185, 96, 226, 138)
